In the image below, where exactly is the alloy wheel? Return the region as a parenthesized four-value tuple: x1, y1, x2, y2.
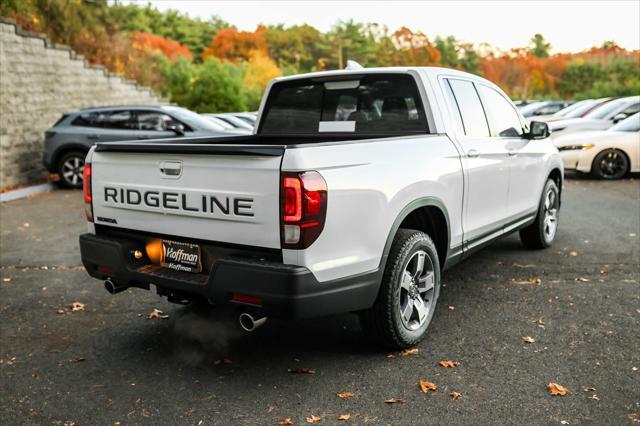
(61, 156, 85, 187)
(543, 188, 558, 243)
(399, 250, 436, 331)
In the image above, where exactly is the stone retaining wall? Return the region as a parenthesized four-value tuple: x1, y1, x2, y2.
(0, 17, 167, 188)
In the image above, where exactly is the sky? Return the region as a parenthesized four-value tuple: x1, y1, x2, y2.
(136, 0, 640, 53)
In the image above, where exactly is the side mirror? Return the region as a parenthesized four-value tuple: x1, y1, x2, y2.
(167, 123, 185, 136)
(527, 121, 550, 139)
(612, 113, 626, 123)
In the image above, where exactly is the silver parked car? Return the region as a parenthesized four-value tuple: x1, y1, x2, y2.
(549, 96, 640, 135)
(43, 105, 229, 188)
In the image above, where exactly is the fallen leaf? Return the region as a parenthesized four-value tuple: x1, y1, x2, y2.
(448, 305, 455, 310)
(70, 302, 85, 312)
(147, 309, 169, 319)
(419, 379, 438, 393)
(56, 309, 65, 315)
(288, 367, 316, 374)
(399, 348, 419, 356)
(580, 386, 596, 392)
(70, 357, 85, 363)
(385, 353, 397, 359)
(338, 414, 351, 421)
(589, 394, 600, 401)
(512, 278, 541, 285)
(22, 222, 30, 228)
(522, 336, 536, 343)
(449, 391, 462, 400)
(336, 392, 353, 399)
(384, 398, 404, 404)
(222, 358, 232, 364)
(2, 277, 11, 283)
(628, 413, 640, 423)
(266, 405, 274, 413)
(305, 415, 321, 423)
(575, 277, 590, 282)
(438, 360, 460, 368)
(600, 265, 609, 275)
(561, 421, 569, 425)
(569, 251, 578, 257)
(547, 382, 569, 396)
(513, 263, 535, 268)
(278, 419, 294, 425)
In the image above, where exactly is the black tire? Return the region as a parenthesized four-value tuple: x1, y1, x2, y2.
(56, 150, 87, 189)
(519, 179, 560, 249)
(359, 229, 441, 349)
(591, 149, 629, 180)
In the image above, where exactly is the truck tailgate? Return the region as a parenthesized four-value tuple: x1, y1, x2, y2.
(90, 144, 284, 249)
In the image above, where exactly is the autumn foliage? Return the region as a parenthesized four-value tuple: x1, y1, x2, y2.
(2, 0, 639, 112)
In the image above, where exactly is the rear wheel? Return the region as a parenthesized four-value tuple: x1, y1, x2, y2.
(57, 151, 86, 189)
(591, 149, 629, 180)
(519, 179, 559, 249)
(359, 229, 440, 349)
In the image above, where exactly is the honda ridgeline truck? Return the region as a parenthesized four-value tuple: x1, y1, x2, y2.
(79, 66, 563, 348)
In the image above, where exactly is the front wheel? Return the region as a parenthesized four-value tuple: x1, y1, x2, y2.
(359, 229, 440, 349)
(519, 179, 560, 249)
(591, 149, 629, 180)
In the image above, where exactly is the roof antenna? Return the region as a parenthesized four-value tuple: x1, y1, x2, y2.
(345, 60, 364, 70)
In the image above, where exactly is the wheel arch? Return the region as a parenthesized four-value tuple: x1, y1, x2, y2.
(53, 144, 89, 170)
(548, 167, 563, 207)
(379, 198, 451, 274)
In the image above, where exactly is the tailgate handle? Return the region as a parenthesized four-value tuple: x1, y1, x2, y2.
(159, 161, 182, 178)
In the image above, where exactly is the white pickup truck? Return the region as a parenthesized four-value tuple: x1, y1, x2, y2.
(79, 66, 563, 348)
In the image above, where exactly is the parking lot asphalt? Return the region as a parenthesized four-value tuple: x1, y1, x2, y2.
(1, 175, 639, 425)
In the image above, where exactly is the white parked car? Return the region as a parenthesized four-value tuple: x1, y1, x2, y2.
(550, 96, 640, 135)
(555, 113, 640, 179)
(79, 66, 562, 348)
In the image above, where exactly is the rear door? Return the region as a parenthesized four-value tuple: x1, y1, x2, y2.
(90, 145, 284, 248)
(442, 78, 511, 246)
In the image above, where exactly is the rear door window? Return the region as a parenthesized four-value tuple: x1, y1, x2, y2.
(260, 74, 428, 136)
(446, 79, 490, 137)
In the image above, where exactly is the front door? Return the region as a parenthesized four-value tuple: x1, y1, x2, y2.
(442, 78, 511, 247)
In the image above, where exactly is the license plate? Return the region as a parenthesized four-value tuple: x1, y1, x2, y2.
(160, 240, 202, 273)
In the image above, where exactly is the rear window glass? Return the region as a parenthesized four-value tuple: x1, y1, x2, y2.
(260, 74, 428, 136)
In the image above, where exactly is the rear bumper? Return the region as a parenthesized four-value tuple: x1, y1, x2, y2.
(79, 233, 380, 319)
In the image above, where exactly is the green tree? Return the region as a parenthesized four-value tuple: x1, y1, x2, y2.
(160, 57, 247, 112)
(435, 36, 459, 68)
(529, 33, 551, 58)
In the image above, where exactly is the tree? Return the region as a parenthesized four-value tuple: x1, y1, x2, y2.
(393, 27, 441, 66)
(202, 27, 267, 63)
(529, 33, 551, 58)
(435, 36, 458, 68)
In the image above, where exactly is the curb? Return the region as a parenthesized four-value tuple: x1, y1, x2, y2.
(0, 183, 55, 203)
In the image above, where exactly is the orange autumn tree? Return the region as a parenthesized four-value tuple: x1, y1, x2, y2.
(202, 27, 268, 63)
(392, 27, 441, 66)
(131, 32, 193, 61)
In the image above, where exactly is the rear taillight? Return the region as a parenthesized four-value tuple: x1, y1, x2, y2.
(83, 163, 93, 222)
(280, 171, 327, 249)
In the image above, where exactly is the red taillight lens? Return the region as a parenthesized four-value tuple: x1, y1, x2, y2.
(280, 171, 327, 249)
(283, 177, 302, 222)
(83, 163, 93, 222)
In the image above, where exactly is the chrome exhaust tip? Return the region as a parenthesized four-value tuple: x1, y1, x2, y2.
(239, 312, 267, 332)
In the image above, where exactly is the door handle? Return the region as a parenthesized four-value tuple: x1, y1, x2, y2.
(467, 149, 480, 158)
(508, 150, 518, 157)
(87, 134, 100, 140)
